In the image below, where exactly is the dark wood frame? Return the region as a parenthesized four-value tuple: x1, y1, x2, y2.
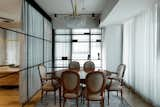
(85, 71, 106, 107)
(38, 64, 61, 106)
(83, 61, 95, 73)
(68, 61, 80, 71)
(106, 64, 126, 105)
(61, 70, 81, 107)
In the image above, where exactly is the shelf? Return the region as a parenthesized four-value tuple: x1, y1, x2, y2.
(54, 59, 101, 60)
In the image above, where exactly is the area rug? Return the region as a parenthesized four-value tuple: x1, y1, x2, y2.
(36, 93, 131, 107)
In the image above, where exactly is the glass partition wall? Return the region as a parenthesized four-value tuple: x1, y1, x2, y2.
(54, 28, 102, 70)
(0, 0, 52, 105)
(20, 1, 53, 104)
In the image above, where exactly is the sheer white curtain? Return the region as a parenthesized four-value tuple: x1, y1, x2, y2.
(123, 2, 160, 106)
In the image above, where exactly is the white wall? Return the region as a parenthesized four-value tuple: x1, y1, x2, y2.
(102, 25, 122, 72)
(100, 0, 157, 26)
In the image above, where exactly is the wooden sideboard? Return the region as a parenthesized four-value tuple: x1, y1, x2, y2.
(0, 67, 19, 86)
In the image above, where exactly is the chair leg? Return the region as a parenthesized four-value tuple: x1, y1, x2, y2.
(63, 98, 66, 107)
(59, 87, 61, 107)
(117, 91, 118, 96)
(100, 99, 104, 107)
(108, 91, 110, 105)
(102, 99, 104, 107)
(54, 91, 56, 105)
(121, 89, 123, 98)
(76, 98, 78, 107)
(41, 90, 43, 101)
(87, 100, 89, 107)
(121, 89, 123, 103)
(46, 91, 48, 96)
(83, 95, 85, 104)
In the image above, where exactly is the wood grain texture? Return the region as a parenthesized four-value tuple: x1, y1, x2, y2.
(0, 67, 19, 86)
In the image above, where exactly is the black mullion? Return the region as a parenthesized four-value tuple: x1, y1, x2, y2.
(25, 0, 51, 22)
(42, 18, 44, 64)
(0, 27, 52, 43)
(52, 29, 55, 70)
(55, 34, 102, 35)
(100, 28, 102, 68)
(26, 1, 29, 102)
(89, 29, 91, 60)
(70, 29, 72, 62)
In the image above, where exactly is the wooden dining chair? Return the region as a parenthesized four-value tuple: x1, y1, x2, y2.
(83, 61, 95, 73)
(85, 71, 106, 107)
(61, 70, 81, 107)
(38, 64, 61, 105)
(69, 61, 80, 72)
(106, 64, 126, 105)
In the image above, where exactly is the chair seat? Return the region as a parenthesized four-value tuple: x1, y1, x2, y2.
(64, 90, 81, 98)
(42, 79, 60, 91)
(87, 93, 103, 100)
(106, 80, 122, 91)
(83, 88, 103, 100)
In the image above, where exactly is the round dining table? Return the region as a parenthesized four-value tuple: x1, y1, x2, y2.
(53, 68, 111, 82)
(51, 69, 111, 107)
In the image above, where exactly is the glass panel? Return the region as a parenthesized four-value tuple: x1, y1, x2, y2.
(72, 35, 89, 42)
(55, 35, 71, 42)
(28, 5, 43, 38)
(28, 37, 43, 67)
(91, 29, 101, 34)
(54, 28, 102, 69)
(55, 43, 71, 59)
(54, 60, 69, 67)
(44, 18, 52, 41)
(91, 42, 101, 60)
(91, 35, 101, 42)
(55, 29, 70, 34)
(72, 29, 89, 34)
(72, 43, 89, 53)
(44, 41, 52, 62)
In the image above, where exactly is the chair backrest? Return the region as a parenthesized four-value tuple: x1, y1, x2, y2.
(69, 61, 80, 71)
(62, 70, 80, 93)
(85, 72, 105, 95)
(38, 64, 46, 79)
(83, 61, 95, 73)
(116, 64, 126, 78)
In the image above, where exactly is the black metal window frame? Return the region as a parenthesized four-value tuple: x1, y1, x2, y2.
(0, 0, 53, 105)
(54, 28, 102, 69)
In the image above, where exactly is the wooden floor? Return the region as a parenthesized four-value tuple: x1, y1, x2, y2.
(0, 87, 154, 107)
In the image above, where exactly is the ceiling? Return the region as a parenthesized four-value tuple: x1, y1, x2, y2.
(34, 0, 108, 15)
(100, 0, 157, 26)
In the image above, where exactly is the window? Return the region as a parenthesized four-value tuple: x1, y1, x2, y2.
(54, 28, 102, 70)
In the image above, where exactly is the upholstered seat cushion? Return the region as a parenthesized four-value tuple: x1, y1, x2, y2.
(83, 88, 103, 100)
(64, 90, 81, 98)
(87, 93, 103, 100)
(106, 80, 122, 91)
(42, 79, 60, 91)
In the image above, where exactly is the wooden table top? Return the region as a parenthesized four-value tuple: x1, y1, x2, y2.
(0, 67, 20, 73)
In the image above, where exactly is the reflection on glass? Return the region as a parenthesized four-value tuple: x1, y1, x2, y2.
(0, 28, 25, 66)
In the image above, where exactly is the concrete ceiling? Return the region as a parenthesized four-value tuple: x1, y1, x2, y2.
(100, 0, 158, 26)
(0, 0, 21, 22)
(34, 0, 108, 15)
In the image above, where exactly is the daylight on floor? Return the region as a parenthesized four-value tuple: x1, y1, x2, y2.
(0, 0, 159, 107)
